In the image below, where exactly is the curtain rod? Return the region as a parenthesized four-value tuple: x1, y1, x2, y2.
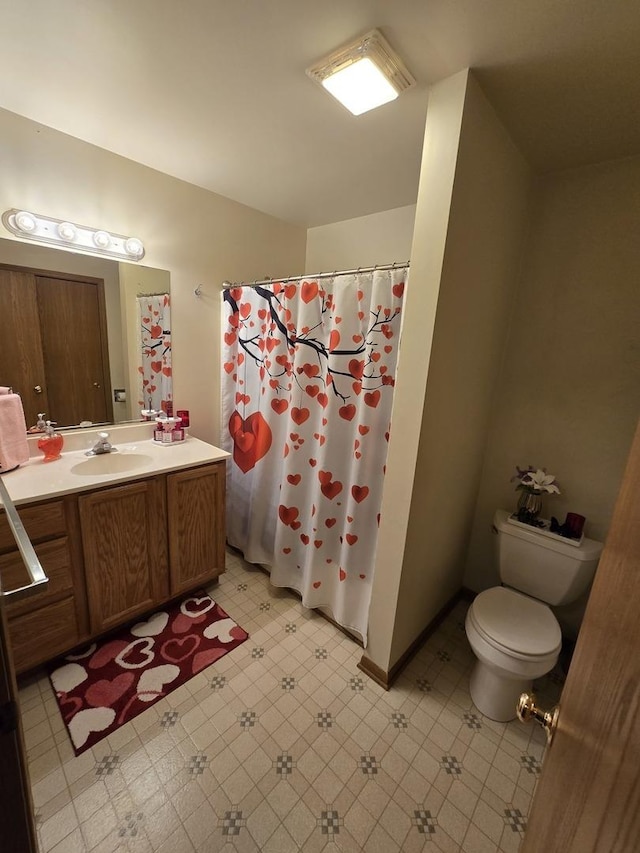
(221, 260, 410, 290)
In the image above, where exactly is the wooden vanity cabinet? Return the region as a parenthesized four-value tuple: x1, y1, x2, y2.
(0, 497, 87, 673)
(167, 464, 226, 596)
(79, 477, 169, 635)
(0, 460, 226, 674)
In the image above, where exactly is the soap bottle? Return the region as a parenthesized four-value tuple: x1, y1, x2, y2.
(172, 416, 185, 442)
(37, 421, 64, 462)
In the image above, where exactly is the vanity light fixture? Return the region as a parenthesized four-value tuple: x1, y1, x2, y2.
(306, 29, 415, 116)
(1, 209, 145, 261)
(57, 221, 77, 241)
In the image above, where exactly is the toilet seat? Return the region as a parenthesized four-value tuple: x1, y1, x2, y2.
(469, 587, 562, 660)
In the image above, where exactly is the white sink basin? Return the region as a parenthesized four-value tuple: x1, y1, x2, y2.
(70, 453, 153, 476)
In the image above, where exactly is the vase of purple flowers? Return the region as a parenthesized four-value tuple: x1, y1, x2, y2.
(512, 466, 561, 525)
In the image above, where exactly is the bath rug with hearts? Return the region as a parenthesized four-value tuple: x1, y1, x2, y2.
(47, 592, 249, 755)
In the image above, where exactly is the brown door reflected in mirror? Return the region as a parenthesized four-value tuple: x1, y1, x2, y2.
(0, 268, 50, 425)
(0, 267, 113, 429)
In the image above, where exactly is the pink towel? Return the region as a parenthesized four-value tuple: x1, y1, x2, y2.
(0, 393, 30, 472)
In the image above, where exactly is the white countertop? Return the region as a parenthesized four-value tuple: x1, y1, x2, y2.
(0, 426, 229, 506)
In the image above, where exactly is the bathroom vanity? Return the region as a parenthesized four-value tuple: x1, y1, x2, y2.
(0, 425, 228, 674)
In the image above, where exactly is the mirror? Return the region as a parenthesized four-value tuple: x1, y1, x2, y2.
(0, 236, 171, 430)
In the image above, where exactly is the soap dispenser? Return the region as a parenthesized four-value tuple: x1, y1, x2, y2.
(37, 421, 64, 462)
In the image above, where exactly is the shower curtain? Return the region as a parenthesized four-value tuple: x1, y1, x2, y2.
(137, 294, 172, 414)
(221, 268, 407, 642)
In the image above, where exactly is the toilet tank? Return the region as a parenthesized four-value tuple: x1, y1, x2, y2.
(494, 509, 604, 605)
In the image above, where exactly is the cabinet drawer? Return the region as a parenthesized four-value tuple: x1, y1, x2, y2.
(0, 500, 66, 552)
(9, 596, 79, 674)
(1, 537, 74, 618)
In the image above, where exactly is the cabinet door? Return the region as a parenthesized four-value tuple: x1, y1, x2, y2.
(167, 463, 226, 596)
(79, 478, 168, 634)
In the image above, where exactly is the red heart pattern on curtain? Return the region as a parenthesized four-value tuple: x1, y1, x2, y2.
(228, 410, 273, 473)
(221, 269, 407, 643)
(137, 293, 172, 414)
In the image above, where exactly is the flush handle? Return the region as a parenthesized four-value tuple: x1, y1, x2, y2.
(517, 692, 559, 744)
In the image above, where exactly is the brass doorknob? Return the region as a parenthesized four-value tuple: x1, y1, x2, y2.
(517, 692, 559, 744)
(34, 384, 43, 394)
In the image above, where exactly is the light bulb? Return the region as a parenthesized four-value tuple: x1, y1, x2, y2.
(124, 236, 144, 258)
(57, 221, 77, 241)
(14, 210, 37, 233)
(93, 230, 111, 249)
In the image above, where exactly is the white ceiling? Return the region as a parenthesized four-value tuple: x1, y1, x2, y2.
(1, 1, 639, 227)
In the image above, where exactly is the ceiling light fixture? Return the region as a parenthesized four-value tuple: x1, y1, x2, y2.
(1, 209, 145, 261)
(306, 28, 415, 116)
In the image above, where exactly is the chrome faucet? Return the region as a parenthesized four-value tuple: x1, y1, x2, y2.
(86, 431, 116, 456)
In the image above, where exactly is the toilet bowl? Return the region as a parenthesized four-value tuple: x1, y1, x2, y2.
(465, 510, 603, 722)
(465, 587, 561, 721)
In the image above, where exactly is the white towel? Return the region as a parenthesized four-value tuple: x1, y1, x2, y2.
(0, 393, 30, 471)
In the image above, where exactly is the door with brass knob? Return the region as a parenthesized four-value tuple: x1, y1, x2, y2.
(0, 573, 38, 851)
(0, 480, 44, 852)
(516, 692, 559, 743)
(521, 417, 640, 853)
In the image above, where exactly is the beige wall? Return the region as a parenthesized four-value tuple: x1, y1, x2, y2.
(305, 205, 416, 273)
(366, 70, 470, 671)
(367, 71, 532, 672)
(0, 108, 307, 444)
(463, 155, 640, 633)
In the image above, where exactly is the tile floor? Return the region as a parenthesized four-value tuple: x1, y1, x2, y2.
(19, 550, 561, 853)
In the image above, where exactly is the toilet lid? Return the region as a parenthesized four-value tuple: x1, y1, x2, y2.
(471, 587, 562, 657)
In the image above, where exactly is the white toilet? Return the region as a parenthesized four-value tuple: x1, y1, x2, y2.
(465, 509, 603, 722)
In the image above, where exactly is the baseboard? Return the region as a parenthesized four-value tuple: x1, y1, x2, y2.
(359, 587, 469, 690)
(357, 656, 392, 690)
